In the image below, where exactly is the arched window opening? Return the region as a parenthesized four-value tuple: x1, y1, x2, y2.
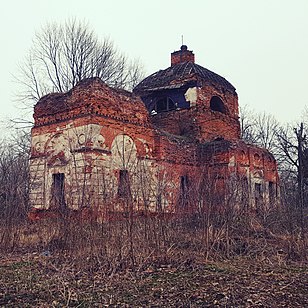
(153, 97, 176, 113)
(178, 175, 189, 209)
(210, 96, 226, 114)
(255, 183, 263, 208)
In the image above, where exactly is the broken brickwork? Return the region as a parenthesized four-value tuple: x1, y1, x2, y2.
(29, 45, 279, 218)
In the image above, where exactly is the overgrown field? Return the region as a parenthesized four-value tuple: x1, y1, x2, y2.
(0, 213, 307, 307)
(1, 252, 307, 307)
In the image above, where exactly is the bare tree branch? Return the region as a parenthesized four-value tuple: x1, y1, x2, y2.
(15, 19, 145, 108)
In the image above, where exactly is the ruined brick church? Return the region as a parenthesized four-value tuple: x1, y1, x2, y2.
(29, 45, 279, 216)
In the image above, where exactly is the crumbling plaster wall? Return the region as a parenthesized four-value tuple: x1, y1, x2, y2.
(29, 76, 279, 215)
(30, 112, 201, 213)
(30, 117, 158, 210)
(30, 120, 279, 214)
(197, 140, 279, 209)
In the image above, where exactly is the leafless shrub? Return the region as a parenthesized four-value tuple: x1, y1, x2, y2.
(0, 131, 30, 250)
(1, 128, 307, 268)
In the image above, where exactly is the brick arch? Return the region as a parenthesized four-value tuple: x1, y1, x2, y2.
(210, 96, 228, 114)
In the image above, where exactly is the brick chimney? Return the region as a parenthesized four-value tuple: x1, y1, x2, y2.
(171, 45, 195, 66)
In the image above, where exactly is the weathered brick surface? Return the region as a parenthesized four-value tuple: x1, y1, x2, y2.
(171, 45, 195, 66)
(29, 47, 279, 217)
(34, 78, 150, 127)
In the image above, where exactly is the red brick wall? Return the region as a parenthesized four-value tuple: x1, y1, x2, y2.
(34, 78, 150, 128)
(171, 45, 195, 66)
(30, 78, 279, 214)
(149, 82, 240, 142)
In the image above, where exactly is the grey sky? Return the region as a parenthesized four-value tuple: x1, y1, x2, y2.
(1, 0, 308, 136)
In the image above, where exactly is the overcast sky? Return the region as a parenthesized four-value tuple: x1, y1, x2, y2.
(1, 0, 308, 136)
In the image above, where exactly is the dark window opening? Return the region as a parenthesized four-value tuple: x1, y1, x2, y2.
(179, 175, 189, 208)
(255, 183, 262, 207)
(269, 181, 276, 204)
(156, 193, 162, 212)
(180, 175, 189, 195)
(118, 169, 131, 198)
(153, 97, 176, 113)
(210, 96, 226, 114)
(51, 173, 66, 209)
(156, 98, 168, 112)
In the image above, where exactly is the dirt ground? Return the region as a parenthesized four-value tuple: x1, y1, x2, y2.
(0, 251, 307, 307)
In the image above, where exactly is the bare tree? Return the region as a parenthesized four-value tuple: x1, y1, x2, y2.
(16, 19, 144, 106)
(239, 105, 258, 144)
(275, 122, 308, 240)
(276, 123, 308, 185)
(0, 131, 30, 248)
(254, 112, 279, 153)
(240, 106, 279, 153)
